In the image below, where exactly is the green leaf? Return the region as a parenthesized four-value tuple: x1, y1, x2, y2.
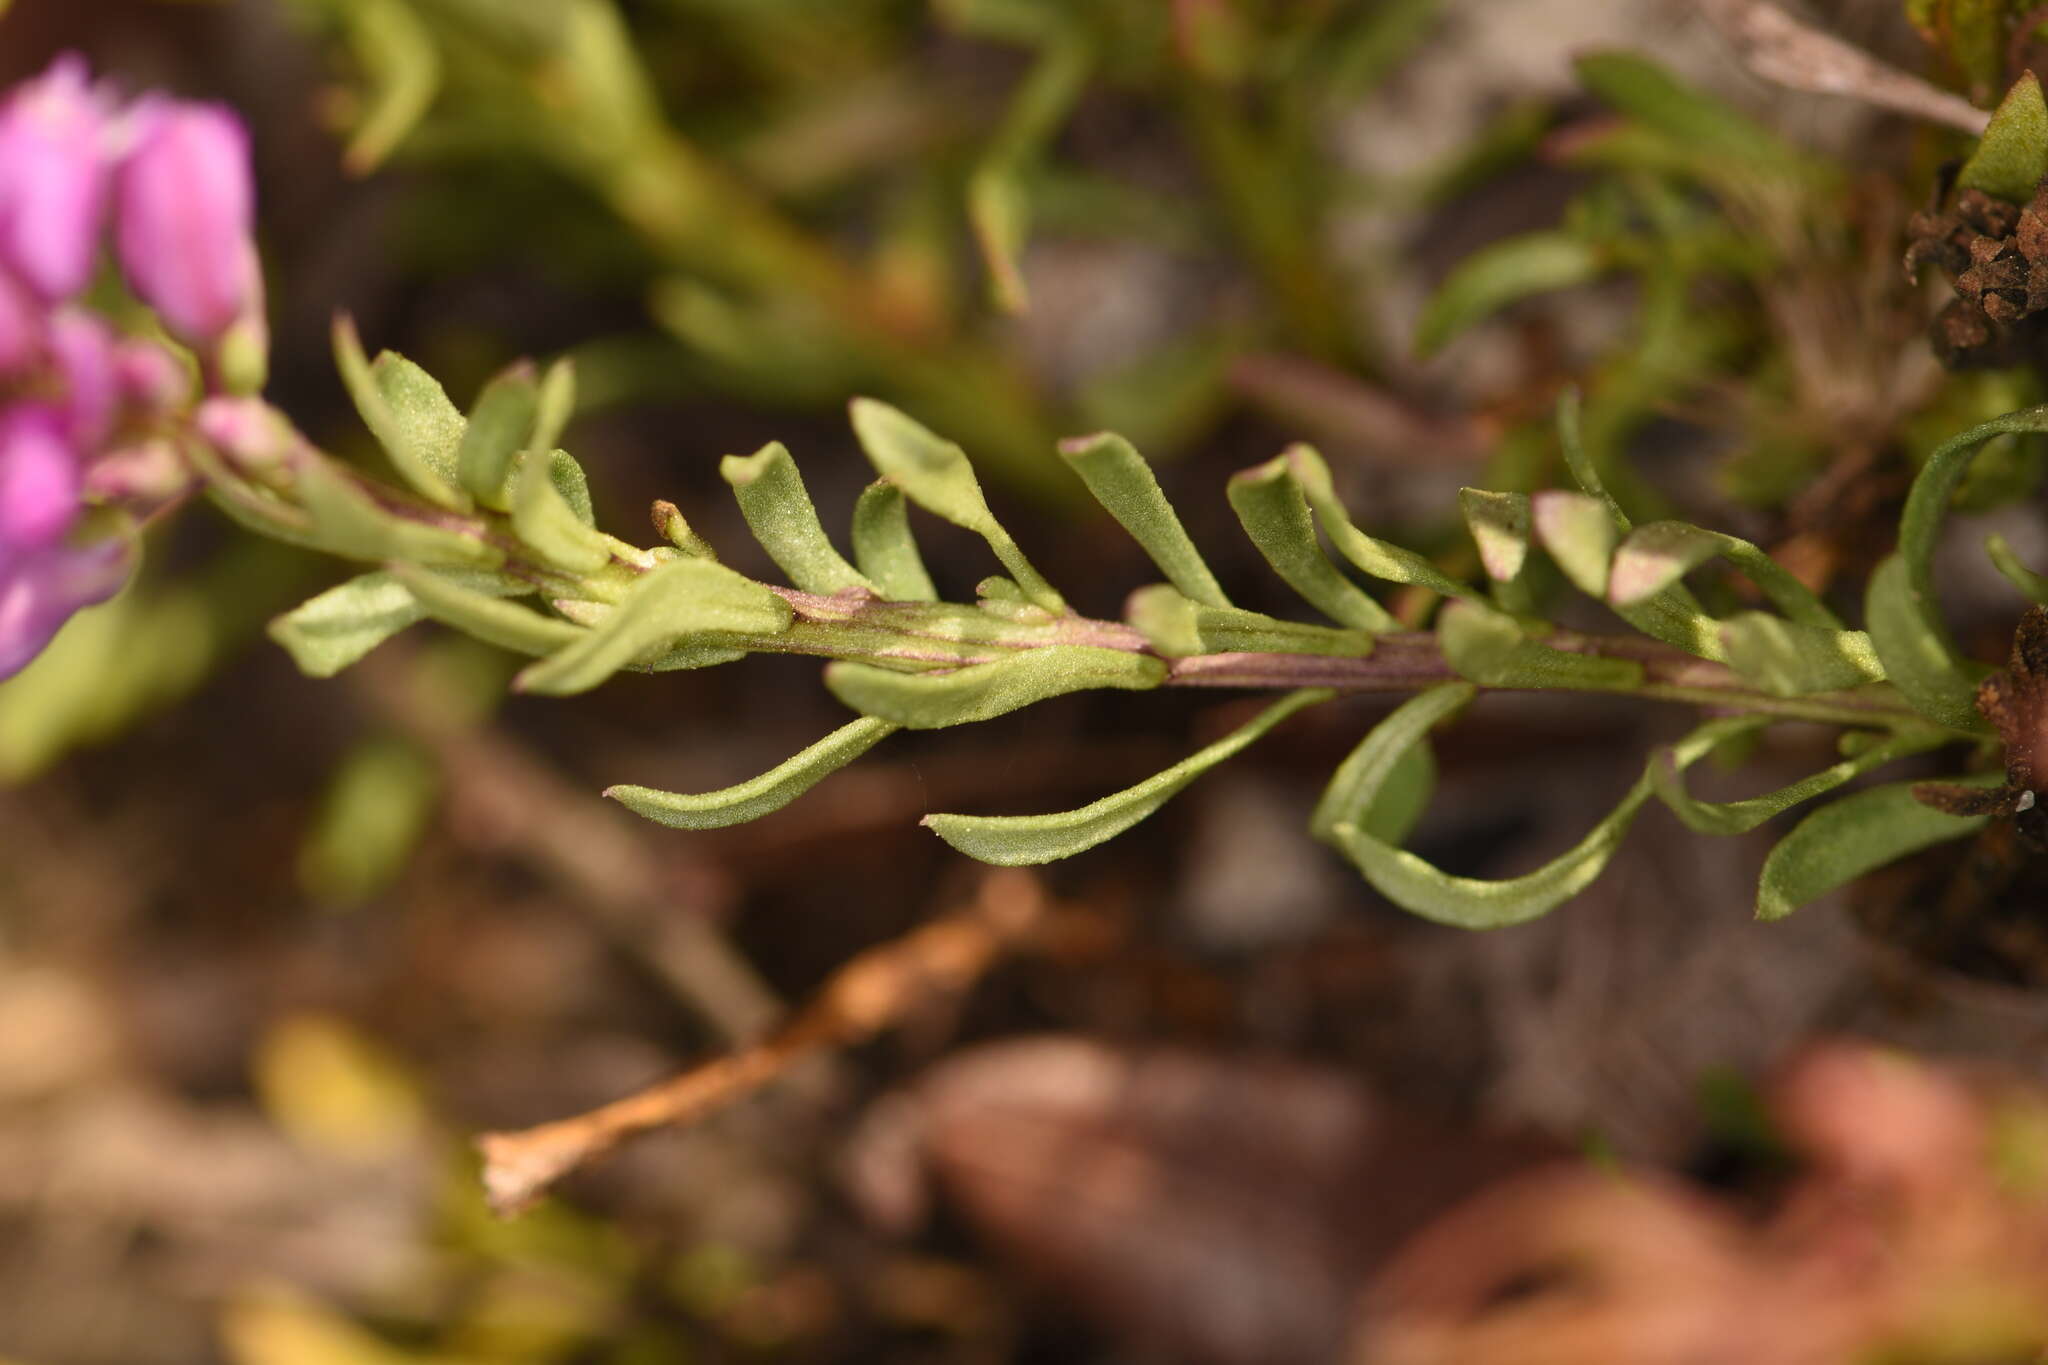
(1957, 72, 2048, 203)
(850, 480, 937, 602)
(1414, 230, 1605, 356)
(456, 362, 539, 510)
(296, 459, 503, 568)
(967, 39, 1092, 313)
(515, 558, 791, 695)
(336, 0, 440, 176)
(1311, 691, 1464, 843)
(544, 449, 596, 527)
(1610, 522, 1843, 629)
(825, 646, 1166, 729)
(1288, 445, 1483, 602)
(1551, 391, 1724, 658)
(1459, 488, 1531, 583)
(1226, 455, 1398, 632)
(606, 716, 899, 830)
(1653, 724, 1946, 836)
(331, 319, 470, 511)
(1719, 614, 1884, 696)
(1531, 490, 1616, 598)
(1988, 533, 2048, 604)
(1438, 600, 1642, 691)
(1869, 403, 2048, 729)
(1573, 50, 1801, 171)
(849, 398, 1066, 612)
(388, 562, 582, 658)
(1321, 682, 1662, 928)
(1755, 775, 2000, 921)
(1060, 431, 1232, 608)
(721, 442, 877, 595)
(297, 734, 440, 905)
(511, 447, 612, 573)
(653, 500, 719, 561)
(269, 572, 423, 678)
(531, 358, 577, 457)
(1125, 585, 1373, 659)
(924, 688, 1329, 864)
(1867, 554, 1988, 731)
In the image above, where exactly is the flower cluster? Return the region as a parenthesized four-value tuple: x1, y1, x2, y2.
(0, 55, 262, 679)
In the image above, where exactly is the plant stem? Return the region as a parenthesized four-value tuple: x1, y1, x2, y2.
(750, 589, 1961, 735)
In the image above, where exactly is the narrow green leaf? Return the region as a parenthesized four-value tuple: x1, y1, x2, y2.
(967, 38, 1091, 312)
(653, 500, 719, 561)
(1310, 688, 1468, 843)
(1125, 585, 1372, 659)
(1288, 445, 1482, 602)
(1226, 456, 1397, 632)
(1321, 682, 1658, 928)
(1531, 490, 1616, 598)
(1061, 431, 1232, 608)
(268, 572, 423, 677)
(1610, 522, 1842, 628)
(388, 562, 583, 657)
(924, 688, 1329, 864)
(1957, 72, 2048, 203)
(849, 398, 1065, 612)
(1359, 739, 1436, 847)
(545, 449, 597, 527)
(511, 446, 612, 574)
(1867, 554, 1988, 731)
(1755, 775, 2000, 921)
(338, 0, 440, 175)
(1552, 391, 1722, 658)
(825, 646, 1165, 729)
(1653, 724, 1945, 836)
(296, 459, 503, 567)
(1573, 50, 1801, 170)
(371, 352, 470, 511)
(1896, 404, 2048, 594)
(531, 358, 577, 457)
(515, 558, 791, 695)
(1414, 231, 1605, 356)
(1719, 614, 1884, 696)
(1459, 488, 1530, 583)
(456, 362, 539, 509)
(1438, 600, 1642, 691)
(1988, 533, 2048, 605)
(606, 716, 899, 830)
(850, 480, 937, 602)
(721, 442, 877, 595)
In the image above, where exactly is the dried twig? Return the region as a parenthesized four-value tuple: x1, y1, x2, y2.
(1699, 0, 1989, 135)
(476, 869, 1049, 1215)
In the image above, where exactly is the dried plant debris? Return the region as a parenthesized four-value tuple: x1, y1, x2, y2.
(1913, 603, 2048, 849)
(1906, 184, 2048, 366)
(1356, 1043, 2048, 1365)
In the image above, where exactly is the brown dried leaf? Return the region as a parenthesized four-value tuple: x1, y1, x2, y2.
(866, 1038, 1546, 1365)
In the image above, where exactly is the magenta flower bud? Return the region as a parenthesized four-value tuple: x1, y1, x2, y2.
(114, 100, 257, 344)
(47, 308, 117, 446)
(0, 405, 82, 556)
(0, 537, 129, 680)
(0, 55, 114, 301)
(114, 337, 191, 414)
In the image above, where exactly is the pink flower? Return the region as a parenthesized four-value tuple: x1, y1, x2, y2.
(47, 308, 117, 446)
(0, 55, 114, 302)
(0, 405, 81, 557)
(0, 536, 129, 680)
(114, 100, 258, 344)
